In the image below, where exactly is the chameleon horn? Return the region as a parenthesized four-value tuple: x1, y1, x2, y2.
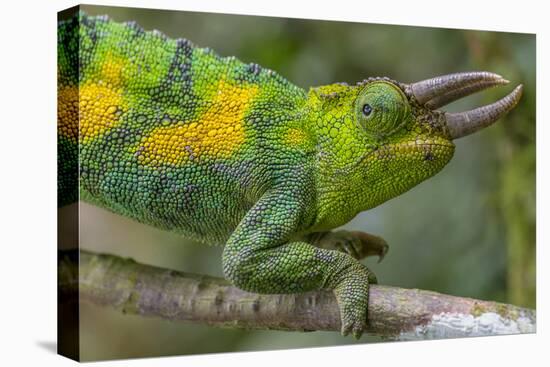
(425, 79, 509, 109)
(445, 84, 523, 139)
(409, 71, 508, 105)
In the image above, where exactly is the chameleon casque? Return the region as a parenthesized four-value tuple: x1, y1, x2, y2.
(57, 12, 523, 338)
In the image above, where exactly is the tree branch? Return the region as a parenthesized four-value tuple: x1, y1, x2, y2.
(58, 250, 535, 340)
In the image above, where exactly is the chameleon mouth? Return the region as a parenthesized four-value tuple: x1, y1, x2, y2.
(355, 139, 454, 173)
(405, 71, 523, 139)
(374, 140, 455, 165)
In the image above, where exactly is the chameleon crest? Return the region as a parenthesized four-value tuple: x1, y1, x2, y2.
(58, 12, 522, 338)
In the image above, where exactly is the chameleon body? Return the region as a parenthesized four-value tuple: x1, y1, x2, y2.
(58, 12, 520, 338)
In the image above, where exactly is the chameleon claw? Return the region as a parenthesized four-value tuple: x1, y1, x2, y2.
(352, 327, 364, 340)
(311, 230, 390, 261)
(341, 324, 351, 337)
(347, 231, 389, 262)
(341, 320, 366, 339)
(367, 270, 378, 285)
(377, 242, 390, 263)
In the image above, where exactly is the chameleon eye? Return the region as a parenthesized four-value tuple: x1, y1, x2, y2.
(355, 81, 411, 138)
(362, 103, 373, 117)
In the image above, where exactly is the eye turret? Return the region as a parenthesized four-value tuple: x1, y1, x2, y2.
(355, 82, 411, 138)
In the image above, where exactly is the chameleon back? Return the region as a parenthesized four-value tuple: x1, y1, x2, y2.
(57, 13, 309, 244)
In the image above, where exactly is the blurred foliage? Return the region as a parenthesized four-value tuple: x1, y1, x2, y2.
(71, 5, 536, 361)
(464, 32, 536, 308)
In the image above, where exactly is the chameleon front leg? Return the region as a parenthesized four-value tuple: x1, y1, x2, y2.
(307, 230, 389, 262)
(222, 189, 376, 338)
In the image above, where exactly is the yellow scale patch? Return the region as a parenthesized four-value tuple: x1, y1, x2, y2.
(135, 80, 259, 166)
(78, 83, 125, 144)
(285, 128, 309, 147)
(57, 85, 80, 143)
(57, 53, 127, 144)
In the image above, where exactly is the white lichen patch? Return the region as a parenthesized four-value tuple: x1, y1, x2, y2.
(398, 312, 536, 340)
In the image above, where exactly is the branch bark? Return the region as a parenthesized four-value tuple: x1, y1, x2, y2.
(58, 250, 535, 340)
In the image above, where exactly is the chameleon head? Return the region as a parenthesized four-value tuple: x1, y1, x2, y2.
(311, 72, 523, 211)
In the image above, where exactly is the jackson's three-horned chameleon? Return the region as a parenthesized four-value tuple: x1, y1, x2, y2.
(57, 12, 523, 338)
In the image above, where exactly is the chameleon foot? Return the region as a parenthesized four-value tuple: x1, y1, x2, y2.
(331, 262, 376, 338)
(310, 230, 389, 262)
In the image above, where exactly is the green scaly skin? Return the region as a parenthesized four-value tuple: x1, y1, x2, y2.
(58, 13, 455, 338)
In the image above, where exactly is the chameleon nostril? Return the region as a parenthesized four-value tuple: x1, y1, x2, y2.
(423, 151, 435, 161)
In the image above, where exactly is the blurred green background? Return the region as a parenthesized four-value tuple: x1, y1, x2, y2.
(74, 4, 535, 361)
